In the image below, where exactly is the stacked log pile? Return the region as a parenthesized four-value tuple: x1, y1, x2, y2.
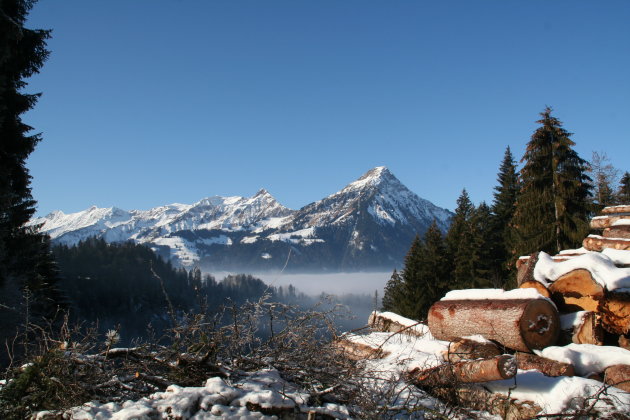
(337, 205, 630, 418)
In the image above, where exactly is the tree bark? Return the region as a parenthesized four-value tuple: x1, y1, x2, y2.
(583, 235, 630, 252)
(334, 338, 389, 360)
(619, 335, 630, 351)
(443, 385, 542, 420)
(601, 205, 630, 214)
(518, 280, 550, 298)
(515, 352, 575, 377)
(516, 252, 539, 286)
(548, 269, 604, 312)
(603, 225, 630, 240)
(604, 364, 630, 392)
(590, 215, 630, 230)
(442, 337, 501, 363)
(410, 355, 516, 386)
(599, 290, 630, 335)
(368, 311, 428, 338)
(428, 299, 560, 352)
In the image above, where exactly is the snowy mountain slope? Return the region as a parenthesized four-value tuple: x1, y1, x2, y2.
(32, 167, 452, 270)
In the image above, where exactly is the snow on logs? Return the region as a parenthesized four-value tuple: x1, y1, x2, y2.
(368, 311, 431, 338)
(590, 215, 630, 230)
(427, 289, 560, 353)
(583, 235, 630, 252)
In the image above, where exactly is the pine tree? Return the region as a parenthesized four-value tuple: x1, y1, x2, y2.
(618, 172, 630, 204)
(381, 269, 402, 312)
(490, 147, 519, 287)
(0, 0, 61, 351)
(395, 222, 450, 321)
(511, 107, 592, 256)
(471, 202, 495, 288)
(446, 189, 476, 289)
(397, 235, 424, 319)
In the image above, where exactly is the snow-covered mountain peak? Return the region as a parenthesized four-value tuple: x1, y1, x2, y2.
(33, 167, 452, 269)
(340, 166, 399, 193)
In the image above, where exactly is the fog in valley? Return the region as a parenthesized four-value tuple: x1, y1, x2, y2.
(210, 271, 391, 297)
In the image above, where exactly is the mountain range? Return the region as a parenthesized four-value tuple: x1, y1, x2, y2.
(31, 167, 452, 272)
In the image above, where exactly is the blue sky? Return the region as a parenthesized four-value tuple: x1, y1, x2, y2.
(25, 1, 630, 216)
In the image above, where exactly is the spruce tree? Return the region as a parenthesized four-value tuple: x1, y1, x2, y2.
(511, 107, 592, 256)
(0, 0, 61, 348)
(471, 202, 495, 288)
(446, 189, 476, 289)
(490, 147, 519, 287)
(417, 221, 449, 310)
(397, 235, 424, 319)
(395, 222, 449, 320)
(381, 269, 402, 312)
(618, 172, 630, 204)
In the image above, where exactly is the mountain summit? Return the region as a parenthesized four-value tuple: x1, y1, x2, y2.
(32, 167, 452, 271)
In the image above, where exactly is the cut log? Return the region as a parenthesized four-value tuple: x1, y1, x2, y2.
(572, 312, 604, 345)
(428, 298, 560, 352)
(517, 252, 539, 286)
(583, 235, 630, 252)
(603, 225, 630, 240)
(411, 355, 516, 386)
(519, 280, 550, 298)
(590, 215, 630, 229)
(601, 205, 630, 215)
(599, 290, 630, 335)
(334, 338, 388, 360)
(515, 352, 575, 377)
(604, 364, 630, 392)
(368, 311, 429, 338)
(548, 269, 604, 312)
(442, 337, 501, 363)
(446, 385, 542, 420)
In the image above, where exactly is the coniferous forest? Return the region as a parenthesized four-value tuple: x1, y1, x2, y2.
(382, 108, 629, 321)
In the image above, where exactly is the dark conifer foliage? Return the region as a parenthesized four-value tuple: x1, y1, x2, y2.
(470, 202, 495, 288)
(0, 0, 61, 350)
(618, 172, 630, 204)
(389, 222, 449, 321)
(396, 235, 424, 319)
(446, 189, 476, 289)
(489, 147, 519, 287)
(511, 107, 592, 256)
(381, 269, 402, 312)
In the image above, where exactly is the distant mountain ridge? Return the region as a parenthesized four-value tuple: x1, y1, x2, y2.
(32, 167, 452, 271)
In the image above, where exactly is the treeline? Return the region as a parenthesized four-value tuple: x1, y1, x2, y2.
(52, 237, 372, 343)
(383, 107, 629, 321)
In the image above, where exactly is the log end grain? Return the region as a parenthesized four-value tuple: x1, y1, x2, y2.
(519, 299, 560, 351)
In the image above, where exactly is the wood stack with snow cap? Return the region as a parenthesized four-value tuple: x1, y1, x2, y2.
(515, 205, 630, 343)
(427, 289, 560, 353)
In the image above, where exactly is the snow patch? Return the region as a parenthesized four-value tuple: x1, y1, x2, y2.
(534, 251, 630, 290)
